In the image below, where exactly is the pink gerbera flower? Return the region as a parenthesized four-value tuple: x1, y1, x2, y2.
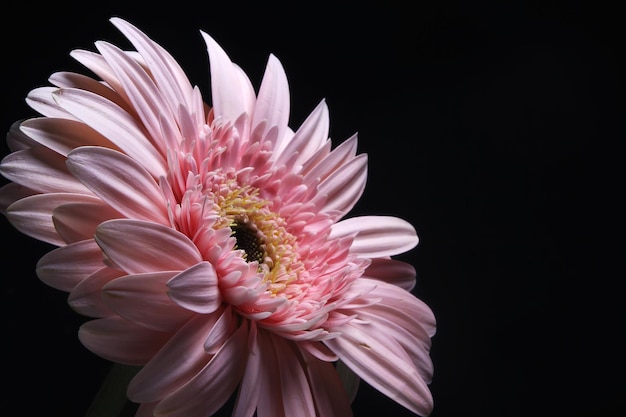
(1, 17, 436, 417)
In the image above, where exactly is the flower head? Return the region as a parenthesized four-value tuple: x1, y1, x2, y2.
(1, 17, 436, 416)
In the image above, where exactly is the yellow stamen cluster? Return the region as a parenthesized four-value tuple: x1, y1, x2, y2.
(209, 179, 304, 295)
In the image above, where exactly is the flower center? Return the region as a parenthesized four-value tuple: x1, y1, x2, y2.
(209, 177, 304, 295)
(231, 219, 265, 264)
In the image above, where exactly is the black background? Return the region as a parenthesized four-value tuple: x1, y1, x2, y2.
(2, 1, 624, 416)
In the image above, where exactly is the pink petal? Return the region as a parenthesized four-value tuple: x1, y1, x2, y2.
(324, 320, 434, 416)
(48, 71, 134, 114)
(53, 199, 123, 244)
(274, 99, 330, 169)
(175, 99, 202, 144)
(95, 219, 202, 274)
(303, 133, 358, 185)
(203, 306, 237, 354)
(232, 322, 261, 417)
(256, 330, 285, 417)
(299, 139, 331, 178)
(315, 153, 368, 217)
(0, 182, 37, 214)
(349, 280, 435, 382)
(301, 349, 354, 417)
(298, 340, 338, 362)
(109, 17, 197, 123)
(231, 66, 257, 133)
(66, 146, 169, 224)
(68, 266, 125, 317)
(354, 278, 436, 338)
(79, 316, 172, 366)
(154, 320, 249, 417)
(103, 271, 193, 332)
(50, 71, 98, 89)
(128, 312, 223, 403)
(36, 239, 105, 291)
(252, 54, 290, 152)
(95, 40, 181, 154)
(6, 119, 38, 151)
(221, 285, 260, 306)
(6, 193, 95, 246)
(330, 216, 419, 258)
(0, 147, 91, 194)
(167, 261, 221, 314)
(272, 174, 309, 207)
(357, 308, 434, 383)
(201, 31, 253, 122)
(362, 258, 417, 291)
(20, 116, 118, 157)
(272, 335, 316, 417)
(26, 86, 77, 119)
(51, 87, 166, 177)
(69, 49, 133, 107)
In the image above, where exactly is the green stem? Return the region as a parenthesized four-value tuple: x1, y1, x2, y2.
(85, 363, 141, 417)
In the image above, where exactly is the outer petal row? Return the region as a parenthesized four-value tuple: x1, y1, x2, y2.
(325, 320, 433, 416)
(128, 311, 225, 403)
(109, 17, 198, 127)
(154, 319, 249, 417)
(7, 193, 98, 246)
(79, 316, 172, 366)
(0, 147, 91, 194)
(66, 146, 169, 224)
(51, 87, 166, 177)
(19, 117, 118, 157)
